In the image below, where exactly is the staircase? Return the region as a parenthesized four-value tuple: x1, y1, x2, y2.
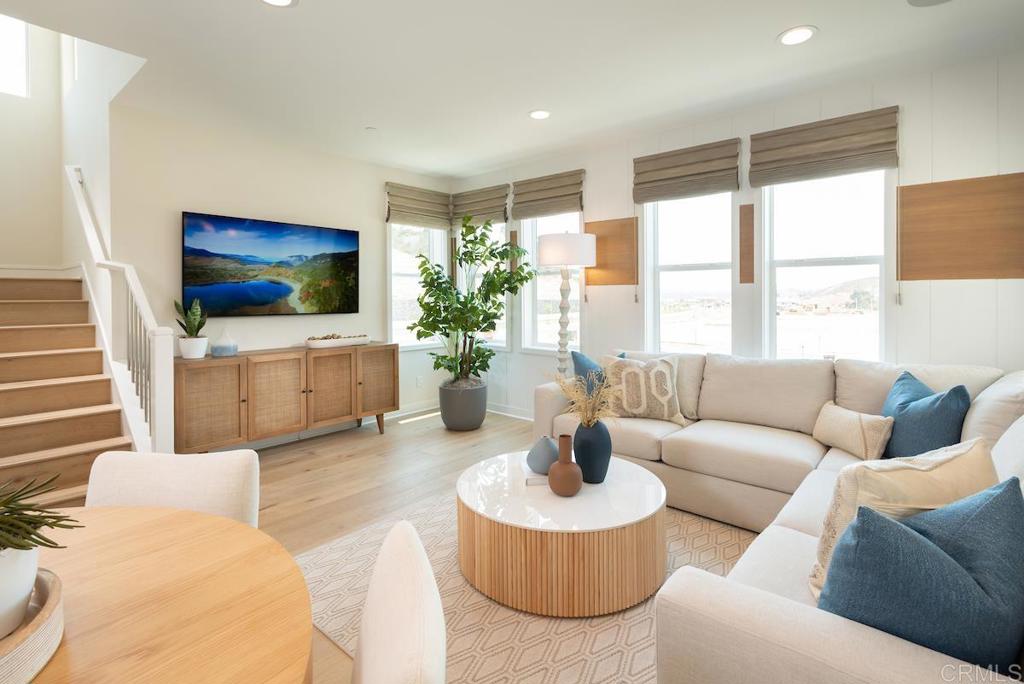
(0, 277, 132, 506)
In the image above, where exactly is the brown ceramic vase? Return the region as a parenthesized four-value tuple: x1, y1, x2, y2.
(548, 434, 583, 497)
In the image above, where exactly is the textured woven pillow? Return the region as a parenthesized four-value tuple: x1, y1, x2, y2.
(809, 438, 998, 597)
(603, 356, 687, 426)
(812, 401, 894, 460)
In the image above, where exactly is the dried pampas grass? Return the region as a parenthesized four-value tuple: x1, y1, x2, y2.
(555, 372, 617, 427)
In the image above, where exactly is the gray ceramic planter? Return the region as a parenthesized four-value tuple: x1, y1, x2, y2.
(439, 382, 487, 431)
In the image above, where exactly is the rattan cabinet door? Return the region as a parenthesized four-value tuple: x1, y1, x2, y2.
(307, 348, 358, 429)
(356, 344, 399, 416)
(247, 352, 307, 440)
(174, 357, 247, 453)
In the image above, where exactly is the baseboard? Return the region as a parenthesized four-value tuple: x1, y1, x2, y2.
(486, 403, 532, 421)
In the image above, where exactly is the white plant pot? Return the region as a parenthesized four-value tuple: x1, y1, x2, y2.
(0, 547, 38, 638)
(179, 337, 209, 359)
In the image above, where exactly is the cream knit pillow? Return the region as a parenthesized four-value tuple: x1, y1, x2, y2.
(603, 356, 688, 426)
(809, 438, 998, 598)
(812, 401, 894, 460)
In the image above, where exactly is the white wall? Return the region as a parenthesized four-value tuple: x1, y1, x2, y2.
(457, 49, 1024, 417)
(0, 24, 61, 266)
(109, 105, 451, 412)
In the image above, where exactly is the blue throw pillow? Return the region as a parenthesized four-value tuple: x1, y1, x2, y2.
(881, 371, 970, 458)
(571, 351, 623, 392)
(819, 478, 1024, 673)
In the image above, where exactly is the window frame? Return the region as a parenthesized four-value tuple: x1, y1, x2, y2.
(386, 222, 450, 351)
(646, 193, 734, 355)
(0, 15, 29, 99)
(761, 169, 890, 361)
(518, 212, 585, 355)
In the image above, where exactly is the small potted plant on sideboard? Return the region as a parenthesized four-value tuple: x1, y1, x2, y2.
(175, 298, 209, 359)
(0, 478, 79, 638)
(408, 216, 534, 431)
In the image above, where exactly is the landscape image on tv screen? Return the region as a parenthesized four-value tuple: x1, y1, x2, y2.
(182, 212, 359, 316)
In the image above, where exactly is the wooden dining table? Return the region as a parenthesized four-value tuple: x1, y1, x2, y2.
(35, 506, 313, 683)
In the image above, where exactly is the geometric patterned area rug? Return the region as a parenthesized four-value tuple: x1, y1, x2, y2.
(296, 492, 756, 684)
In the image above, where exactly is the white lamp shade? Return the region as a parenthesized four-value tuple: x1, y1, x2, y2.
(537, 233, 596, 268)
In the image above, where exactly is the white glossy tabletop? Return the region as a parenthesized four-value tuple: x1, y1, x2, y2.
(456, 451, 666, 532)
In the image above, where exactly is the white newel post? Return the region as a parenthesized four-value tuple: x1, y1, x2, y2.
(150, 327, 176, 453)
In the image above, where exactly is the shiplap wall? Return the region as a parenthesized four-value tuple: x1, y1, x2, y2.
(456, 49, 1024, 418)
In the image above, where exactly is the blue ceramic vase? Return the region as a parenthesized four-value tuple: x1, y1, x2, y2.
(573, 420, 612, 484)
(526, 436, 559, 475)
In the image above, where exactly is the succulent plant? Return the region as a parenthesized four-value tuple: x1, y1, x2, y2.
(175, 298, 207, 338)
(0, 477, 81, 551)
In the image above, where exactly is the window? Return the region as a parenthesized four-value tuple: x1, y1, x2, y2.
(0, 15, 28, 98)
(521, 212, 581, 350)
(389, 224, 448, 347)
(468, 222, 508, 348)
(648, 192, 732, 353)
(765, 169, 885, 361)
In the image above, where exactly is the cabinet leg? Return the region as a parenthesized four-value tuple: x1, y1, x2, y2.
(356, 418, 363, 428)
(376, 414, 384, 434)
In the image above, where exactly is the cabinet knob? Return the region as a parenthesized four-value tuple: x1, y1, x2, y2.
(240, 399, 247, 403)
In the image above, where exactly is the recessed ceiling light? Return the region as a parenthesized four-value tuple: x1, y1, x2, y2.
(364, 126, 377, 132)
(907, 0, 952, 6)
(262, 0, 297, 7)
(529, 110, 551, 120)
(778, 25, 817, 46)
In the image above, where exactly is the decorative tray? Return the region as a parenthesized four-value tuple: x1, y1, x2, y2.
(306, 334, 371, 348)
(0, 569, 63, 684)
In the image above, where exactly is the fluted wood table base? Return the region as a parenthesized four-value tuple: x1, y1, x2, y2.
(457, 497, 666, 617)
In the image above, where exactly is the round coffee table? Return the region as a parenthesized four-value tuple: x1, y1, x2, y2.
(456, 451, 667, 617)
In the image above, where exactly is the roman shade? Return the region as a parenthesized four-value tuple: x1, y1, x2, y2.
(385, 182, 451, 230)
(511, 170, 585, 220)
(749, 106, 899, 187)
(451, 184, 509, 225)
(633, 138, 741, 204)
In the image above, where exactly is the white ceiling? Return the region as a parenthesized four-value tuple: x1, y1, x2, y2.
(2, 0, 1023, 179)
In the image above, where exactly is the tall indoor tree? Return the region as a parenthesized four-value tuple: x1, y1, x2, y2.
(409, 216, 534, 430)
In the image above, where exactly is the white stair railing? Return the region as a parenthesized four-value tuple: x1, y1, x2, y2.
(65, 165, 175, 452)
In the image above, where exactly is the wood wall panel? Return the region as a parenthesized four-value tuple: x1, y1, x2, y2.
(898, 172, 1024, 280)
(739, 203, 755, 284)
(584, 217, 638, 286)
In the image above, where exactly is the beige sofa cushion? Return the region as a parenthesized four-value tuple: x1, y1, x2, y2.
(809, 438, 998, 597)
(773, 469, 839, 538)
(661, 420, 826, 494)
(619, 350, 705, 420)
(816, 447, 861, 472)
(834, 358, 1003, 415)
(962, 370, 1024, 445)
(728, 525, 818, 607)
(697, 354, 835, 434)
(993, 415, 1024, 487)
(552, 413, 683, 462)
(604, 356, 687, 425)
(811, 401, 893, 460)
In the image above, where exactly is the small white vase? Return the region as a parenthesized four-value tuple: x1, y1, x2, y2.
(211, 330, 238, 357)
(0, 547, 39, 638)
(179, 336, 209, 359)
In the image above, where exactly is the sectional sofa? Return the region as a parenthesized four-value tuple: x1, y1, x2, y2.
(533, 352, 1024, 683)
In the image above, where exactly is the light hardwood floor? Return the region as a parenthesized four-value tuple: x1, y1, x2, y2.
(257, 410, 533, 684)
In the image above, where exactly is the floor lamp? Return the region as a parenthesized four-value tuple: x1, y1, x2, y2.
(538, 232, 596, 377)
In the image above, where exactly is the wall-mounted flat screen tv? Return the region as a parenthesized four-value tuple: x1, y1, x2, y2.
(182, 212, 359, 317)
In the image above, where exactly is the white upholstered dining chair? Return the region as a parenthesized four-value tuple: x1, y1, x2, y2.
(85, 450, 260, 527)
(353, 520, 446, 684)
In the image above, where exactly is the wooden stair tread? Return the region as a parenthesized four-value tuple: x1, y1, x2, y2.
(0, 403, 121, 429)
(0, 323, 93, 330)
(0, 347, 101, 360)
(0, 299, 88, 304)
(30, 484, 88, 507)
(0, 278, 82, 283)
(0, 436, 133, 469)
(0, 374, 108, 392)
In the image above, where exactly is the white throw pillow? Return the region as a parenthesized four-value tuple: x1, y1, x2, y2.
(603, 356, 688, 426)
(812, 401, 894, 461)
(809, 438, 998, 597)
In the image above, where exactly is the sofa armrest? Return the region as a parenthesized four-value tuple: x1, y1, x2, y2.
(533, 382, 568, 442)
(656, 567, 1012, 684)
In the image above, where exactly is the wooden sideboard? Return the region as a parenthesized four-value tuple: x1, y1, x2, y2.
(174, 342, 398, 453)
